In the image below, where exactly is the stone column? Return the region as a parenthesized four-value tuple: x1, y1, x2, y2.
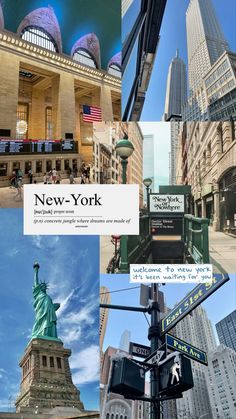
(100, 83, 113, 121)
(30, 87, 45, 139)
(0, 51, 20, 138)
(51, 73, 76, 140)
(213, 184, 220, 231)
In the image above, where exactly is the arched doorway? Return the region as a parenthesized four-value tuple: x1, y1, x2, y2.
(219, 167, 236, 235)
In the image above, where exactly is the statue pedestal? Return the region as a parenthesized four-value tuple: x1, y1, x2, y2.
(15, 338, 84, 413)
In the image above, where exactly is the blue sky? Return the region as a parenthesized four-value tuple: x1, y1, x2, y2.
(122, 0, 236, 120)
(101, 273, 236, 352)
(0, 209, 99, 412)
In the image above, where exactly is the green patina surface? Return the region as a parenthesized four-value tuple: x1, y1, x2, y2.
(31, 262, 61, 342)
(1, 0, 121, 68)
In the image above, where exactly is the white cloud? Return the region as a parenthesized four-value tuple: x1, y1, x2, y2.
(60, 326, 82, 344)
(7, 248, 19, 257)
(70, 345, 99, 385)
(31, 236, 43, 249)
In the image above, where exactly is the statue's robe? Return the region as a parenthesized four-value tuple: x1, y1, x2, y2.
(32, 284, 58, 338)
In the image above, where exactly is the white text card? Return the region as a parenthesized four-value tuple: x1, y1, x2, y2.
(130, 264, 213, 283)
(24, 184, 139, 235)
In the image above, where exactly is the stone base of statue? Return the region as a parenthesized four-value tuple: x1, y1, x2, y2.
(15, 338, 84, 414)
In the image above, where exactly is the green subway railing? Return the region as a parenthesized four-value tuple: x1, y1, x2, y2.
(120, 215, 151, 273)
(184, 215, 210, 264)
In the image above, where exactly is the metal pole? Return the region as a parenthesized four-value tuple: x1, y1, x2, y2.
(148, 283, 161, 419)
(121, 159, 128, 184)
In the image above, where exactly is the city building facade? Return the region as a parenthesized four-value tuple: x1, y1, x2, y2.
(186, 0, 229, 95)
(0, 2, 121, 185)
(206, 344, 236, 418)
(143, 134, 155, 201)
(183, 0, 236, 121)
(169, 120, 182, 185)
(93, 122, 144, 206)
(216, 310, 236, 352)
(163, 50, 187, 121)
(176, 121, 236, 234)
(174, 305, 216, 419)
(100, 286, 111, 350)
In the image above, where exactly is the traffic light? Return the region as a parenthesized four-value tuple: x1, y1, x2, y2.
(159, 353, 194, 396)
(109, 357, 145, 397)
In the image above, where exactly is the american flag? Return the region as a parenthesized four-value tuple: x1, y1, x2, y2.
(82, 105, 102, 122)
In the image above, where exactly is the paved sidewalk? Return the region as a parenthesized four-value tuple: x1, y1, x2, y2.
(0, 178, 85, 208)
(209, 228, 236, 274)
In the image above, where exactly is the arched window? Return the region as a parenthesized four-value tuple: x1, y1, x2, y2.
(73, 48, 97, 68)
(108, 63, 122, 78)
(21, 26, 58, 52)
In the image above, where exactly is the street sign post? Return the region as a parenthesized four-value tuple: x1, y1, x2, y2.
(166, 334, 207, 365)
(144, 350, 165, 366)
(161, 274, 229, 334)
(129, 342, 151, 358)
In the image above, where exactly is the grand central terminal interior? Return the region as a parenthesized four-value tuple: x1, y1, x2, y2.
(0, 0, 121, 185)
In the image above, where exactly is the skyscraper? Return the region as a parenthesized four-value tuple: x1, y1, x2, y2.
(206, 345, 236, 418)
(100, 286, 111, 349)
(119, 330, 131, 352)
(164, 49, 187, 121)
(143, 134, 155, 199)
(169, 121, 182, 185)
(186, 0, 229, 94)
(216, 309, 236, 352)
(174, 305, 216, 418)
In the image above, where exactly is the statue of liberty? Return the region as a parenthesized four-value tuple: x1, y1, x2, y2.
(31, 262, 61, 341)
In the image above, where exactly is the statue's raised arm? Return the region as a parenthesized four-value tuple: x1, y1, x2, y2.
(31, 262, 61, 341)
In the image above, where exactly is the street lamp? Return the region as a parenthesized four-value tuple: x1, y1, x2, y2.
(115, 134, 134, 184)
(115, 134, 134, 274)
(143, 178, 152, 212)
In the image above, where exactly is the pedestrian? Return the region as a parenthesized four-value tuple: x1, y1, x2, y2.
(52, 168, 57, 184)
(43, 173, 47, 184)
(56, 174, 61, 184)
(69, 172, 74, 184)
(28, 168, 33, 184)
(14, 176, 23, 201)
(48, 171, 52, 184)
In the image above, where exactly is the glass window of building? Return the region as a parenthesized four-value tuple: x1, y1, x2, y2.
(50, 357, 54, 367)
(21, 27, 58, 52)
(13, 162, 20, 173)
(25, 161, 32, 174)
(42, 355, 47, 367)
(64, 159, 70, 171)
(46, 107, 53, 140)
(73, 48, 97, 68)
(36, 160, 42, 173)
(0, 163, 7, 177)
(16, 103, 28, 140)
(108, 64, 122, 78)
(56, 357, 62, 368)
(56, 160, 61, 171)
(46, 160, 52, 172)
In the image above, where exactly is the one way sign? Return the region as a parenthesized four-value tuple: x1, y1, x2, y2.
(145, 350, 165, 365)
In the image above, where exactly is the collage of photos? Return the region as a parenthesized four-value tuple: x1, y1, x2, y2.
(0, 1, 235, 419)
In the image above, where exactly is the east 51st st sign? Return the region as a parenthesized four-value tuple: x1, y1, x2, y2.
(161, 274, 229, 334)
